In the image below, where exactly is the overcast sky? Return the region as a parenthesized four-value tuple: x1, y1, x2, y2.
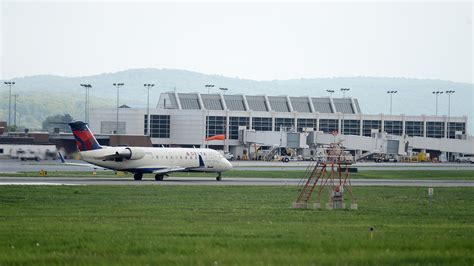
(1, 1, 472, 83)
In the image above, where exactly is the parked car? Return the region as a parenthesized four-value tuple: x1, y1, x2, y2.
(455, 154, 474, 163)
(18, 150, 40, 161)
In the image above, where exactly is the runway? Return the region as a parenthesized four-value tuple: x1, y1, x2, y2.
(0, 176, 473, 187)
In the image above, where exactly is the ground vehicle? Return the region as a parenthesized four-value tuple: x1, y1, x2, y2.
(18, 150, 40, 161)
(455, 154, 474, 163)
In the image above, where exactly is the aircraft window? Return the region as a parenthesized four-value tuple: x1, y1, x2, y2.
(171, 156, 173, 159)
(180, 156, 182, 159)
(166, 156, 168, 159)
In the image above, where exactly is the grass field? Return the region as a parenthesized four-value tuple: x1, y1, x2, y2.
(1, 169, 474, 180)
(0, 185, 473, 265)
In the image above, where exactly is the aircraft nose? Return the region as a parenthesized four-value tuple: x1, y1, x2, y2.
(223, 158, 233, 170)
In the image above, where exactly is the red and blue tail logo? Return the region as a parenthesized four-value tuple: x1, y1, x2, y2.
(69, 121, 102, 151)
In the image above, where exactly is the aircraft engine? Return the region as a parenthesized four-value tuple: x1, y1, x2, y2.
(116, 147, 146, 160)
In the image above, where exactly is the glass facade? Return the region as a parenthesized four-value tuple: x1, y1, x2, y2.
(252, 117, 272, 131)
(405, 121, 424, 137)
(426, 122, 444, 138)
(342, 120, 360, 135)
(144, 115, 170, 138)
(297, 118, 317, 132)
(319, 119, 338, 133)
(448, 122, 465, 138)
(275, 118, 295, 131)
(363, 120, 381, 136)
(229, 117, 249, 140)
(206, 116, 226, 138)
(384, 120, 403, 136)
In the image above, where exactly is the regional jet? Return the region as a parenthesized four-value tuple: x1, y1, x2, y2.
(67, 121, 233, 181)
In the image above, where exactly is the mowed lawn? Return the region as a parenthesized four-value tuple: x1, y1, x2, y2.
(1, 169, 474, 180)
(0, 186, 473, 265)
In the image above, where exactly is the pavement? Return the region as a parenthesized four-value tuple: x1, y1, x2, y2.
(0, 176, 473, 187)
(1, 159, 473, 173)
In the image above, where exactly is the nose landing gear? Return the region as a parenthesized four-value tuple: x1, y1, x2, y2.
(216, 172, 222, 181)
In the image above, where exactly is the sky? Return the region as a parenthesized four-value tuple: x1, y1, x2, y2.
(1, 1, 472, 83)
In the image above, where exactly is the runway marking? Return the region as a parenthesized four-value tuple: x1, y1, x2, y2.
(0, 182, 80, 186)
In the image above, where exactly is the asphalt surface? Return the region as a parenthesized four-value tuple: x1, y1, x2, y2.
(1, 159, 473, 173)
(0, 176, 473, 187)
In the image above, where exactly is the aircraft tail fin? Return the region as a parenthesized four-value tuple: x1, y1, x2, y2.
(69, 121, 102, 151)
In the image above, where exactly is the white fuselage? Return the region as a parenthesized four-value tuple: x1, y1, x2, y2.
(79, 147, 233, 173)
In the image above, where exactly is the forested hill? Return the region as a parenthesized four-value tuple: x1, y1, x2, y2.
(1, 68, 472, 131)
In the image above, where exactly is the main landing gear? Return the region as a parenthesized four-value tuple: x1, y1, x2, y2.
(133, 173, 143, 181)
(155, 174, 164, 181)
(216, 172, 222, 181)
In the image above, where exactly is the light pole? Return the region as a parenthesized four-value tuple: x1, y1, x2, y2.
(387, 90, 398, 115)
(219, 87, 228, 94)
(432, 91, 443, 116)
(4, 81, 15, 126)
(326, 89, 335, 97)
(340, 88, 350, 98)
(13, 94, 18, 127)
(80, 84, 92, 123)
(340, 88, 350, 135)
(445, 90, 455, 138)
(204, 84, 215, 148)
(144, 83, 155, 137)
(113, 83, 124, 134)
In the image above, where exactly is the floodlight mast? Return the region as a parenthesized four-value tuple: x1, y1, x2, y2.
(144, 83, 155, 137)
(432, 91, 443, 116)
(113, 83, 124, 134)
(80, 84, 92, 124)
(445, 90, 455, 138)
(4, 81, 15, 126)
(204, 84, 215, 148)
(386, 90, 398, 115)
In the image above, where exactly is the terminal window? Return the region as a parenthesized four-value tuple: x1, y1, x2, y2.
(229, 117, 249, 140)
(144, 115, 170, 138)
(206, 116, 226, 138)
(363, 120, 381, 136)
(405, 121, 424, 137)
(384, 120, 403, 135)
(319, 119, 338, 133)
(275, 118, 294, 131)
(448, 122, 465, 138)
(426, 122, 444, 138)
(297, 118, 317, 132)
(252, 117, 272, 131)
(342, 120, 360, 135)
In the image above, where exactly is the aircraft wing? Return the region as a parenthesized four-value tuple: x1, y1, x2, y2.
(152, 167, 187, 174)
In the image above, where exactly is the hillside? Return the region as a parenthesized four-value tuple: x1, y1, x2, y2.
(1, 68, 472, 131)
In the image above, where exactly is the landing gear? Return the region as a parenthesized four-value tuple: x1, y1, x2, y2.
(216, 172, 222, 181)
(155, 174, 164, 181)
(133, 173, 143, 181)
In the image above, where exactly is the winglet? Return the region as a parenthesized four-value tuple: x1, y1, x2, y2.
(58, 152, 66, 163)
(198, 154, 205, 168)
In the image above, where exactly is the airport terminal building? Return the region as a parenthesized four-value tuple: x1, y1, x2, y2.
(89, 92, 472, 159)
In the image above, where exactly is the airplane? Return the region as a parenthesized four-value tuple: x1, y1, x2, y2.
(67, 121, 233, 181)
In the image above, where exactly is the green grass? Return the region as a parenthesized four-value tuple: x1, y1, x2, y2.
(1, 170, 474, 180)
(0, 186, 473, 265)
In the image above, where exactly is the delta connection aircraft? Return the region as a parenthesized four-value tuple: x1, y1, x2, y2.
(64, 121, 233, 181)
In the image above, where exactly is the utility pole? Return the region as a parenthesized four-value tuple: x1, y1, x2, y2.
(432, 91, 443, 116)
(113, 83, 124, 134)
(144, 83, 155, 137)
(4, 81, 15, 126)
(80, 84, 92, 123)
(387, 90, 398, 115)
